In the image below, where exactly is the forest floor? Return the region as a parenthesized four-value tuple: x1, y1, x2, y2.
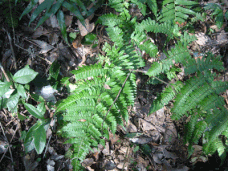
(0, 0, 228, 171)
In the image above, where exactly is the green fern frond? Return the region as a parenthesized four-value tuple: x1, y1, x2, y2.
(149, 81, 183, 114)
(207, 107, 228, 143)
(158, 0, 198, 23)
(71, 63, 106, 81)
(98, 13, 122, 27)
(147, 41, 191, 77)
(56, 62, 137, 169)
(135, 17, 175, 39)
(131, 0, 147, 16)
(191, 120, 207, 144)
(131, 31, 158, 57)
(184, 113, 198, 144)
(109, 0, 129, 12)
(171, 74, 213, 120)
(146, 0, 158, 18)
(184, 53, 224, 75)
(103, 43, 145, 69)
(179, 31, 197, 46)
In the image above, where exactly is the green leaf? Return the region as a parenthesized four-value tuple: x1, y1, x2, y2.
(62, 1, 85, 25)
(69, 32, 77, 39)
(57, 10, 69, 44)
(82, 33, 97, 45)
(13, 65, 38, 84)
(23, 103, 45, 119)
(20, 0, 39, 20)
(215, 12, 224, 29)
(48, 61, 60, 80)
(0, 81, 12, 96)
(35, 0, 65, 30)
(24, 120, 50, 153)
(24, 123, 39, 153)
(147, 0, 157, 18)
(18, 113, 26, 121)
(31, 93, 45, 102)
(16, 84, 27, 99)
(6, 93, 20, 113)
(29, 0, 55, 26)
(34, 125, 46, 154)
(3, 89, 14, 98)
(37, 102, 46, 116)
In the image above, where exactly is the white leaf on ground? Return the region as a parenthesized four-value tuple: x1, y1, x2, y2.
(32, 40, 54, 54)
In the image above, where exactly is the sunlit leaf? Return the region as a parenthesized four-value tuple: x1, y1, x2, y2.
(0, 81, 12, 97)
(13, 65, 38, 84)
(23, 102, 45, 119)
(34, 125, 46, 154)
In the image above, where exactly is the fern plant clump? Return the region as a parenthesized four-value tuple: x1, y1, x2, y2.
(54, 0, 228, 169)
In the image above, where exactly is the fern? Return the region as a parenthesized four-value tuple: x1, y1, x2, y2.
(147, 34, 194, 78)
(53, 0, 228, 169)
(56, 64, 137, 169)
(148, 50, 228, 159)
(158, 0, 198, 23)
(56, 2, 151, 169)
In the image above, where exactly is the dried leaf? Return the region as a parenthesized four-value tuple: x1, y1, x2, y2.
(65, 15, 73, 27)
(77, 19, 95, 36)
(104, 84, 111, 90)
(32, 26, 49, 39)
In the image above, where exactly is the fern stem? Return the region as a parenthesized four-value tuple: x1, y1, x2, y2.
(101, 71, 132, 134)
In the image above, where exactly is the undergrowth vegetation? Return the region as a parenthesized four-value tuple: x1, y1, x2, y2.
(54, 0, 228, 169)
(0, 0, 228, 170)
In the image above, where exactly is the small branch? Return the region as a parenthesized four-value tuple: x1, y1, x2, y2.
(8, 0, 15, 44)
(0, 122, 14, 164)
(3, 28, 17, 70)
(0, 63, 14, 89)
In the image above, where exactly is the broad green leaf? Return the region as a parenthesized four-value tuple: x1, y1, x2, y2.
(24, 120, 50, 153)
(34, 125, 46, 154)
(16, 84, 27, 99)
(23, 103, 44, 119)
(29, 0, 55, 26)
(0, 97, 8, 109)
(13, 65, 38, 84)
(48, 61, 60, 80)
(6, 93, 20, 112)
(0, 81, 12, 97)
(37, 102, 46, 116)
(215, 12, 224, 29)
(24, 122, 40, 153)
(31, 93, 45, 102)
(20, 0, 39, 20)
(35, 0, 65, 30)
(82, 33, 97, 45)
